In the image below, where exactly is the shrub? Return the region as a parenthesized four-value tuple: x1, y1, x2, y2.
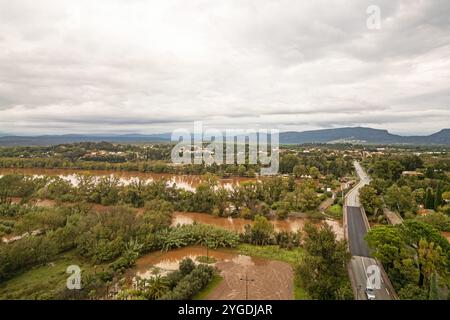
(161, 264, 215, 300)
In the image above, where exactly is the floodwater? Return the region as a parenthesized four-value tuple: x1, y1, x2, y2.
(7, 197, 343, 241)
(172, 211, 312, 233)
(133, 246, 251, 278)
(0, 168, 254, 192)
(5, 198, 343, 242)
(132, 246, 294, 300)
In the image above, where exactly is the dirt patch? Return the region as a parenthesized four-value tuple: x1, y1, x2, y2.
(208, 257, 293, 300)
(319, 197, 334, 211)
(324, 219, 344, 241)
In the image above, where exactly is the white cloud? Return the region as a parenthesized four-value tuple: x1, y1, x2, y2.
(0, 0, 449, 135)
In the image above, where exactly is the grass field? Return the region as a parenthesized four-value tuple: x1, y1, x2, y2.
(0, 251, 97, 300)
(237, 244, 304, 264)
(326, 204, 343, 219)
(192, 273, 223, 300)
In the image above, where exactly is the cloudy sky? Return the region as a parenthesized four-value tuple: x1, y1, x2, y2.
(0, 0, 449, 136)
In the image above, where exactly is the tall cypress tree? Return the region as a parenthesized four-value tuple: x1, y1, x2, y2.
(434, 185, 443, 209)
(425, 188, 435, 210)
(429, 273, 439, 300)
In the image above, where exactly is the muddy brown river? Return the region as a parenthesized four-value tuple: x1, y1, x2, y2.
(0, 168, 254, 192)
(171, 211, 325, 233)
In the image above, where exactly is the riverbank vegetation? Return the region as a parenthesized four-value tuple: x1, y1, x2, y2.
(0, 172, 330, 222)
(0, 195, 348, 300)
(0, 199, 239, 299)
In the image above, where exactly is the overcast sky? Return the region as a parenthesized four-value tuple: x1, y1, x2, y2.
(0, 0, 449, 136)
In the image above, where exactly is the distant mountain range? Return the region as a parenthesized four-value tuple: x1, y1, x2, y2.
(0, 127, 449, 146)
(279, 127, 450, 145)
(0, 134, 172, 147)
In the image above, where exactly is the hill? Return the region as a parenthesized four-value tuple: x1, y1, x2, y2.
(0, 128, 448, 146)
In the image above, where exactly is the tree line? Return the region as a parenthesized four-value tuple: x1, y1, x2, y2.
(0, 173, 326, 221)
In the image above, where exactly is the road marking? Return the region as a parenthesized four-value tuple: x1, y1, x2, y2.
(361, 258, 366, 276)
(385, 288, 390, 295)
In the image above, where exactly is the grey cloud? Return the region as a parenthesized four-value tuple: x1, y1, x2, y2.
(0, 0, 449, 135)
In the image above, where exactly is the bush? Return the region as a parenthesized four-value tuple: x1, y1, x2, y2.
(179, 258, 196, 276)
(158, 224, 239, 251)
(161, 264, 215, 300)
(275, 230, 301, 249)
(416, 212, 450, 232)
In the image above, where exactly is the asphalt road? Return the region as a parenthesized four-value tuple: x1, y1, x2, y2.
(345, 161, 371, 207)
(349, 256, 394, 300)
(344, 161, 397, 300)
(347, 206, 371, 257)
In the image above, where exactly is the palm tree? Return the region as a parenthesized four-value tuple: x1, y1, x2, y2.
(146, 276, 169, 300)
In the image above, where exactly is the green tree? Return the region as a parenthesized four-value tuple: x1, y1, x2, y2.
(297, 223, 352, 300)
(417, 239, 446, 288)
(179, 258, 196, 276)
(309, 166, 320, 179)
(428, 273, 439, 300)
(434, 185, 443, 209)
(365, 225, 404, 271)
(372, 160, 404, 181)
(359, 186, 382, 216)
(412, 188, 425, 206)
(293, 164, 307, 178)
(384, 184, 416, 215)
(145, 276, 169, 300)
(275, 201, 290, 220)
(442, 191, 450, 203)
(398, 284, 428, 300)
(280, 154, 299, 174)
(425, 188, 435, 210)
(247, 215, 274, 245)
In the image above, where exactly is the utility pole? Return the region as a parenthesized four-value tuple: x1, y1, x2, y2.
(240, 273, 255, 300)
(204, 240, 210, 260)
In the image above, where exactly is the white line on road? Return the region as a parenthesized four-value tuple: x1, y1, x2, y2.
(361, 257, 367, 281)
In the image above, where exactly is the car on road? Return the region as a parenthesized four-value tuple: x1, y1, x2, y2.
(365, 287, 376, 300)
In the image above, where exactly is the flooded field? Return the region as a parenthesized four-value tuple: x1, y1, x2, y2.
(6, 196, 343, 241)
(172, 211, 311, 233)
(0, 168, 255, 192)
(172, 211, 344, 239)
(132, 246, 294, 300)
